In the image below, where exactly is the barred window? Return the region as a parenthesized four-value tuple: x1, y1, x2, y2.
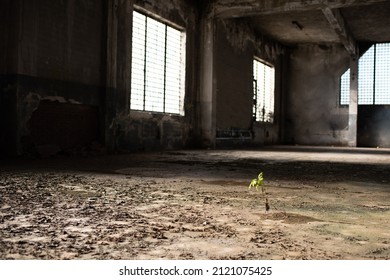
(131, 11, 186, 115)
(253, 58, 275, 123)
(340, 43, 390, 105)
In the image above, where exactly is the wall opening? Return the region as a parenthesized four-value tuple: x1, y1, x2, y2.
(131, 10, 186, 115)
(340, 43, 390, 105)
(253, 58, 275, 123)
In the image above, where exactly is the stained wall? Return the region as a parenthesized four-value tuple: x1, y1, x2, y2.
(285, 44, 351, 146)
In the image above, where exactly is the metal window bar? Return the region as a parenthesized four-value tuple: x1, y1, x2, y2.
(253, 79, 258, 121)
(340, 69, 350, 105)
(131, 11, 185, 115)
(340, 43, 390, 105)
(163, 25, 167, 113)
(253, 59, 275, 123)
(373, 44, 376, 105)
(359, 45, 375, 104)
(375, 43, 390, 104)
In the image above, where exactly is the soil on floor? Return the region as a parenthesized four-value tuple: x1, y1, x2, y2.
(1, 146, 390, 259)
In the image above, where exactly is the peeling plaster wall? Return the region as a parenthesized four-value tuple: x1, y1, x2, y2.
(114, 111, 189, 151)
(215, 19, 284, 147)
(286, 44, 350, 146)
(1, 0, 104, 156)
(118, 0, 199, 151)
(2, 0, 200, 156)
(134, 0, 194, 27)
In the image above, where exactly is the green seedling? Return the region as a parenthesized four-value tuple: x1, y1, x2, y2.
(248, 172, 270, 212)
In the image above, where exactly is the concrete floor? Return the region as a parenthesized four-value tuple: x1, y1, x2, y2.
(1, 146, 390, 259)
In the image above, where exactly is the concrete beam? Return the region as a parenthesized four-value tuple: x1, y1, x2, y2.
(214, 0, 388, 18)
(322, 7, 357, 56)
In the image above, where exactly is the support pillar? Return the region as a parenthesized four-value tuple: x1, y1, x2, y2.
(105, 0, 132, 151)
(348, 55, 358, 147)
(199, 16, 217, 148)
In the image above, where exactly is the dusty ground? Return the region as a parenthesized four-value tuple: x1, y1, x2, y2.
(1, 146, 390, 260)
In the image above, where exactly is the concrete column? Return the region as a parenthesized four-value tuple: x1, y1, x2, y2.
(199, 16, 217, 148)
(348, 55, 358, 147)
(105, 0, 133, 150)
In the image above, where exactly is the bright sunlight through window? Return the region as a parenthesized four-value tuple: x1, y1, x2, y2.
(253, 58, 275, 123)
(131, 11, 186, 115)
(340, 43, 390, 105)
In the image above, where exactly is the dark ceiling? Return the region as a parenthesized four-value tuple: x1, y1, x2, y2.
(341, 1, 390, 42)
(214, 0, 390, 54)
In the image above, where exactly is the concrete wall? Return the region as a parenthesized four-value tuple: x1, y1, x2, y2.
(285, 44, 351, 146)
(1, 0, 21, 156)
(215, 19, 284, 147)
(113, 0, 199, 151)
(7, 1, 386, 154)
(1, 0, 200, 156)
(215, 20, 253, 130)
(0, 0, 8, 75)
(0, 1, 9, 155)
(0, 0, 105, 156)
(18, 0, 104, 85)
(358, 105, 390, 148)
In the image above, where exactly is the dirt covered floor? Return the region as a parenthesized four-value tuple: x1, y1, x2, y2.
(1, 146, 390, 260)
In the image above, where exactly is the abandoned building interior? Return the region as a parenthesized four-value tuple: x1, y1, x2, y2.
(1, 0, 390, 260)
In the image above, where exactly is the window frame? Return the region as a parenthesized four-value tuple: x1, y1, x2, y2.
(130, 9, 186, 116)
(340, 43, 390, 106)
(253, 57, 275, 123)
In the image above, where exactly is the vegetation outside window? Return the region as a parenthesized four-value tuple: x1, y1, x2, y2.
(253, 58, 275, 123)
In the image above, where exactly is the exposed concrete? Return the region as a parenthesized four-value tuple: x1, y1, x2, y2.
(17, 0, 104, 85)
(286, 44, 350, 146)
(251, 10, 340, 46)
(105, 0, 133, 151)
(214, 18, 284, 147)
(214, 0, 388, 18)
(348, 55, 358, 147)
(358, 106, 390, 148)
(1, 0, 200, 156)
(215, 20, 253, 131)
(123, 0, 200, 151)
(341, 1, 390, 42)
(1, 0, 105, 156)
(2, 0, 390, 156)
(215, 0, 390, 52)
(199, 15, 217, 148)
(321, 7, 357, 56)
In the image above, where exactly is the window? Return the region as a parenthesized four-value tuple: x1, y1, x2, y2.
(340, 43, 390, 105)
(131, 10, 186, 115)
(253, 58, 275, 123)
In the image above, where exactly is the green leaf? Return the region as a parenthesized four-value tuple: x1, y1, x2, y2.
(249, 179, 257, 190)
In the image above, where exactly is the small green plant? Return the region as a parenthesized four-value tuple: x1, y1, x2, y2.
(248, 172, 270, 212)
